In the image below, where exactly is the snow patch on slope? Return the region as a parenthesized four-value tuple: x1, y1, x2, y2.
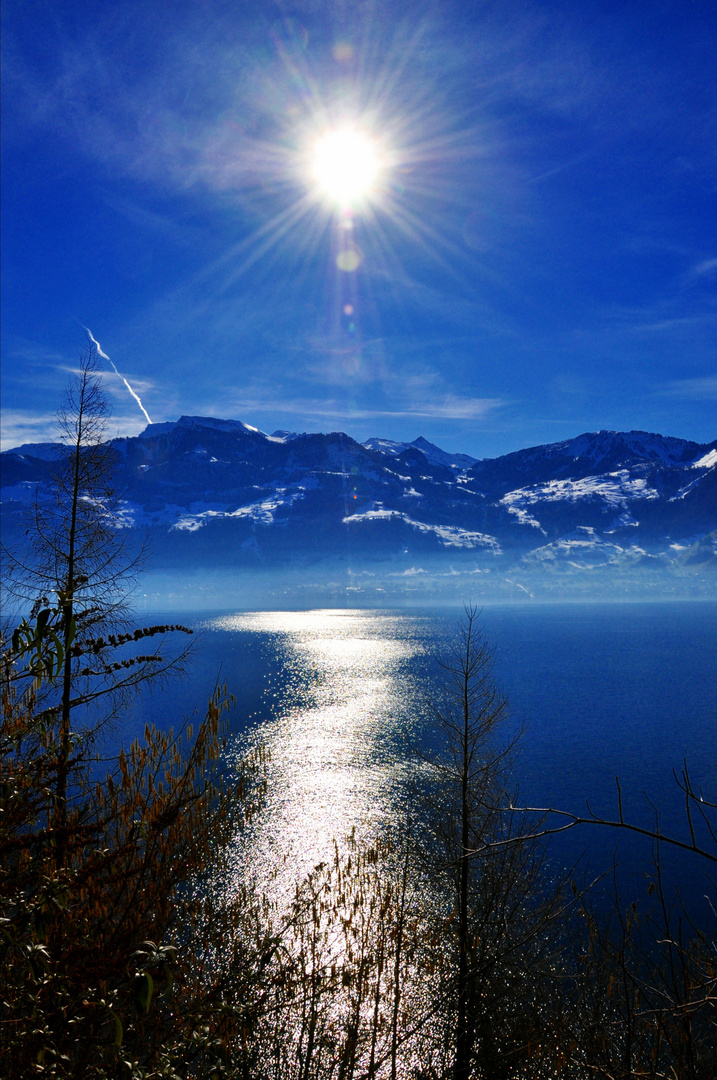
(501, 470, 659, 510)
(523, 527, 626, 567)
(693, 449, 717, 469)
(363, 437, 408, 456)
(502, 505, 544, 530)
(172, 488, 306, 531)
(344, 507, 500, 551)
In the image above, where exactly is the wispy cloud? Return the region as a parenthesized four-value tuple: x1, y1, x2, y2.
(221, 393, 503, 423)
(659, 375, 717, 402)
(8, 0, 706, 208)
(0, 407, 158, 452)
(628, 314, 717, 335)
(3, 342, 68, 365)
(0, 410, 60, 452)
(690, 258, 717, 278)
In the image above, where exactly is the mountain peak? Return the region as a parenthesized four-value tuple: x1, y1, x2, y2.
(135, 416, 268, 441)
(411, 436, 440, 453)
(176, 416, 265, 436)
(408, 436, 478, 471)
(3, 421, 714, 595)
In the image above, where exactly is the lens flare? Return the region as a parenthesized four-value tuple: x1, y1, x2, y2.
(336, 247, 362, 272)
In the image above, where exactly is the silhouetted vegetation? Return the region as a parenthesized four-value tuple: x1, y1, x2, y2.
(2, 349, 715, 1077)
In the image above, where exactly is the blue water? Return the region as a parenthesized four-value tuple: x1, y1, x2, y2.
(132, 601, 717, 918)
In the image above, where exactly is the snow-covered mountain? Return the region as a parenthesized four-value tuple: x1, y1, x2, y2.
(2, 418, 715, 600)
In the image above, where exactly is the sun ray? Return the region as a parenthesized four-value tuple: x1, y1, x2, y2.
(148, 10, 509, 346)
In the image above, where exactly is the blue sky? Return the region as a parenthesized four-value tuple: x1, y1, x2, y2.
(2, 0, 716, 457)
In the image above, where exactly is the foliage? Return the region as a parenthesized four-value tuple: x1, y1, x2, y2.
(2, 341, 715, 1076)
(0, 341, 267, 1077)
(1, 620, 276, 1077)
(4, 594, 716, 1078)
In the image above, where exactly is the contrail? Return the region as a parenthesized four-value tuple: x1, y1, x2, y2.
(82, 326, 152, 425)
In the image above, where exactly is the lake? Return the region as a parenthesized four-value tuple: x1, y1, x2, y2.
(134, 600, 717, 918)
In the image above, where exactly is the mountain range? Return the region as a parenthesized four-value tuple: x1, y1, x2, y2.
(2, 418, 715, 604)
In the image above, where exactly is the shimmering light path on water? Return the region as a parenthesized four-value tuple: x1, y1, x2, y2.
(154, 602, 716, 905)
(201, 609, 434, 885)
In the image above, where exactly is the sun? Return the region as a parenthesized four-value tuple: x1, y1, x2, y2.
(310, 127, 381, 207)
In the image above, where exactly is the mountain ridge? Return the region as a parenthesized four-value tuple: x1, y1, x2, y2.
(2, 418, 715, 601)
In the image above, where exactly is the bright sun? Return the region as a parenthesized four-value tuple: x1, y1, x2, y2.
(311, 127, 381, 206)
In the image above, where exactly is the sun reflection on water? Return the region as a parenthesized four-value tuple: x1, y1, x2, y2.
(202, 610, 430, 892)
(194, 610, 447, 1070)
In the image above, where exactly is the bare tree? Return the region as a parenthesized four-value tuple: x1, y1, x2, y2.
(417, 607, 573, 1080)
(3, 337, 191, 868)
(0, 340, 277, 1076)
(6, 339, 131, 620)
